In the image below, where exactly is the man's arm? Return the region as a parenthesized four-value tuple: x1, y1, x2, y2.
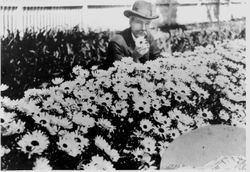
(107, 40, 125, 62)
(101, 36, 126, 69)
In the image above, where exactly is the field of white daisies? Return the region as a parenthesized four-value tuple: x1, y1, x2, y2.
(0, 38, 246, 170)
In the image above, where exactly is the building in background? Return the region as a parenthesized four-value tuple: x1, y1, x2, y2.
(0, 0, 247, 36)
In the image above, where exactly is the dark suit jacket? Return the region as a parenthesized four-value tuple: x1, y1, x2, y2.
(102, 27, 161, 69)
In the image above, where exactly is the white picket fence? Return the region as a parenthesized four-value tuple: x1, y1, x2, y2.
(0, 0, 88, 36)
(0, 0, 247, 37)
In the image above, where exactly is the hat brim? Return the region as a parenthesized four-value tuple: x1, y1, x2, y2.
(124, 10, 159, 20)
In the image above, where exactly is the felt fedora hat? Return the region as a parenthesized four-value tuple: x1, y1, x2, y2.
(124, 0, 159, 20)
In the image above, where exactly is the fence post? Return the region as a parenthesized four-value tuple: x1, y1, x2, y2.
(16, 2, 23, 34)
(81, 0, 88, 31)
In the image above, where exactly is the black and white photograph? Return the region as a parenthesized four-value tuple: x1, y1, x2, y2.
(0, 0, 247, 170)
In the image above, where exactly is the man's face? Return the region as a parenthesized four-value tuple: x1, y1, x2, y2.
(130, 16, 152, 37)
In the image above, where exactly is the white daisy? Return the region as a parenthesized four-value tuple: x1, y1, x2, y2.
(2, 119, 26, 136)
(152, 111, 163, 123)
(50, 115, 73, 129)
(50, 87, 64, 100)
(0, 97, 19, 110)
(32, 113, 51, 127)
(168, 108, 194, 125)
(52, 77, 64, 85)
(230, 113, 246, 128)
(92, 69, 110, 78)
(113, 82, 126, 92)
(111, 100, 129, 117)
(153, 125, 169, 138)
(117, 89, 128, 100)
(72, 113, 95, 128)
(85, 79, 99, 92)
(76, 125, 87, 134)
(120, 108, 128, 117)
(151, 98, 161, 110)
(73, 66, 89, 78)
(17, 130, 49, 158)
(157, 141, 170, 157)
(166, 128, 181, 140)
(140, 79, 155, 92)
(61, 97, 77, 111)
(153, 111, 172, 127)
(190, 83, 209, 99)
(109, 149, 120, 162)
(194, 116, 209, 128)
(95, 136, 120, 162)
(51, 102, 64, 114)
(57, 135, 82, 157)
(60, 81, 74, 94)
(139, 153, 157, 170)
(82, 102, 98, 115)
(140, 137, 156, 154)
(121, 57, 134, 64)
(82, 155, 115, 170)
(72, 76, 86, 88)
(176, 82, 191, 96)
(72, 65, 83, 75)
(97, 118, 115, 132)
(95, 135, 110, 151)
(73, 89, 87, 100)
(0, 84, 9, 91)
(177, 122, 193, 134)
(17, 100, 41, 116)
(0, 111, 16, 125)
(0, 145, 11, 157)
(220, 98, 236, 111)
(197, 109, 214, 120)
(63, 131, 89, 150)
(96, 77, 112, 88)
(131, 148, 144, 161)
(133, 97, 151, 114)
(218, 109, 231, 121)
(47, 124, 60, 136)
(140, 119, 153, 132)
(175, 93, 191, 103)
(32, 157, 52, 170)
(42, 97, 55, 110)
(168, 108, 182, 120)
(133, 130, 146, 139)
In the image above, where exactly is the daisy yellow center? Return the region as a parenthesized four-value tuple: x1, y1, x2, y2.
(40, 119, 47, 124)
(31, 140, 40, 146)
(74, 137, 81, 142)
(159, 128, 164, 133)
(139, 107, 144, 111)
(87, 108, 93, 112)
(202, 113, 207, 117)
(26, 146, 32, 151)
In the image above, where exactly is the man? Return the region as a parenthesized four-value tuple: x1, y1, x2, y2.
(102, 0, 161, 69)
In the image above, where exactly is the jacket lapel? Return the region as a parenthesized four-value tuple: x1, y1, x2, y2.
(121, 28, 135, 54)
(120, 27, 150, 62)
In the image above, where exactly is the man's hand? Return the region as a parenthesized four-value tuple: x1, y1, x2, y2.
(132, 36, 150, 62)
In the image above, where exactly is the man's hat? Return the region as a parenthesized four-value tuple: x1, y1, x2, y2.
(124, 0, 159, 20)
